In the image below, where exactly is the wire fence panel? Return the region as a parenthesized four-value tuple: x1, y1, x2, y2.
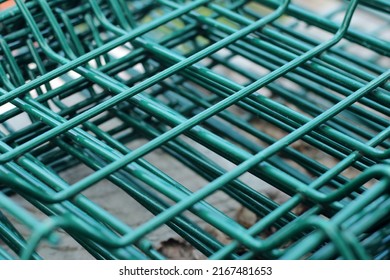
(0, 0, 389, 259)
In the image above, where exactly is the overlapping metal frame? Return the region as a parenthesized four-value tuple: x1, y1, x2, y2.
(0, 0, 389, 259)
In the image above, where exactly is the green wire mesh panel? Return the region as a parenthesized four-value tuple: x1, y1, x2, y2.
(0, 0, 389, 259)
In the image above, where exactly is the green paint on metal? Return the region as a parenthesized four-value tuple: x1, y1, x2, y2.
(0, 0, 389, 260)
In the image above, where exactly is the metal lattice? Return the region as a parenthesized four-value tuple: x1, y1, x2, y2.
(0, 0, 389, 259)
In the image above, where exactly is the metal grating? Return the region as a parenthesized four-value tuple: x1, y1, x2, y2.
(0, 0, 389, 259)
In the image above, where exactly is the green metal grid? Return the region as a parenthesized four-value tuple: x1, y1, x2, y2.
(0, 0, 389, 259)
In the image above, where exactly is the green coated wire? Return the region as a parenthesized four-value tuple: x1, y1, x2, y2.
(0, 0, 209, 106)
(0, 0, 389, 259)
(0, 0, 291, 199)
(11, 0, 362, 247)
(0, 61, 265, 259)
